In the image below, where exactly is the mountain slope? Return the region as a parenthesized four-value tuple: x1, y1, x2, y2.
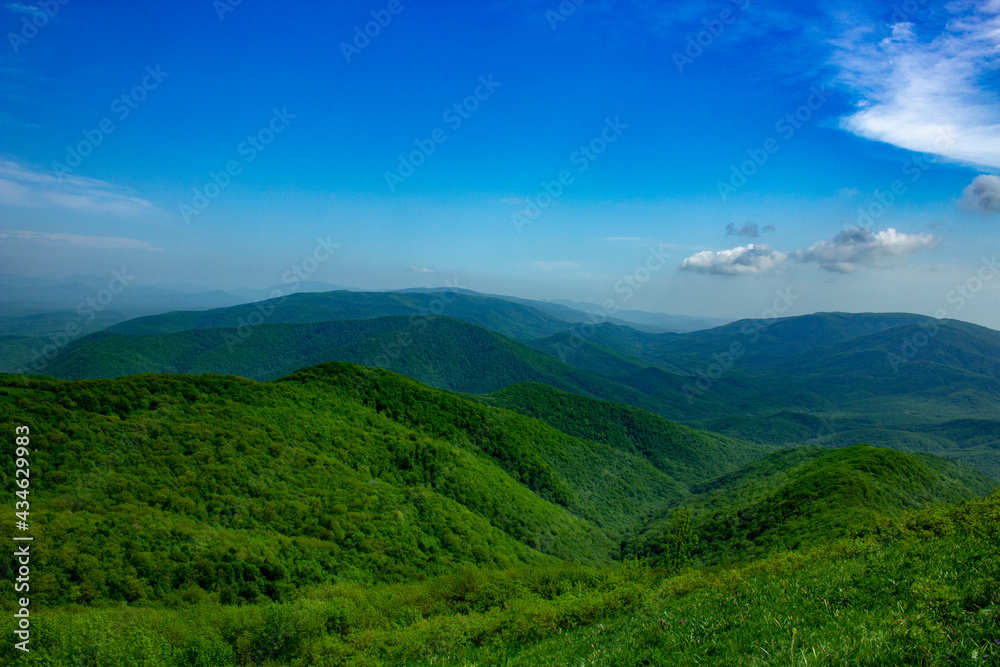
(25, 310, 1000, 482)
(0, 362, 700, 606)
(105, 290, 580, 340)
(627, 443, 997, 565)
(638, 312, 936, 367)
(471, 382, 775, 487)
(40, 316, 685, 413)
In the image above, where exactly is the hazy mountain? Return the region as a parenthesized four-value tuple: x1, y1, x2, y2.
(0, 273, 244, 317)
(549, 299, 730, 332)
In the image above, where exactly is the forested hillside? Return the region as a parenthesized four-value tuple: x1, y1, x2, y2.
(0, 363, 996, 665)
(28, 306, 1000, 484)
(103, 291, 582, 340)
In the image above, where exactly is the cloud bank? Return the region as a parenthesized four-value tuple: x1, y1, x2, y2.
(680, 226, 939, 277)
(792, 226, 937, 273)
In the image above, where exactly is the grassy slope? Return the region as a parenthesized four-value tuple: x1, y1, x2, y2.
(4, 490, 998, 665)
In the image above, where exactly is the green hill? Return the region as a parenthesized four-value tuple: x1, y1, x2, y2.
(638, 311, 935, 365)
(1, 363, 997, 666)
(39, 316, 684, 412)
(104, 291, 581, 340)
(627, 443, 997, 565)
(0, 363, 701, 608)
(470, 381, 775, 487)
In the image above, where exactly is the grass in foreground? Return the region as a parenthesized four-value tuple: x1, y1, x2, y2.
(4, 488, 998, 666)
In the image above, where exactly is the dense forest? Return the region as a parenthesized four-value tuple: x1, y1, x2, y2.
(1, 362, 997, 664)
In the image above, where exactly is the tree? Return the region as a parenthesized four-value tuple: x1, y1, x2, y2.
(665, 508, 698, 571)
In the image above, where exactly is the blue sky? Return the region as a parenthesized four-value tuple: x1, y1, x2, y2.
(1, 0, 999, 327)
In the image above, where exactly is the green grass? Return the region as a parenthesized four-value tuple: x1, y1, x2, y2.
(3, 489, 998, 665)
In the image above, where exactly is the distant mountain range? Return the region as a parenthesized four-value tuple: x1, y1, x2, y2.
(14, 288, 1000, 481)
(0, 275, 721, 334)
(548, 299, 730, 332)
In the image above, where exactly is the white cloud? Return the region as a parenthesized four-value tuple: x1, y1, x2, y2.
(679, 244, 786, 276)
(1, 229, 161, 251)
(0, 158, 164, 219)
(958, 174, 1000, 215)
(793, 226, 937, 272)
(409, 266, 434, 274)
(830, 1, 1000, 168)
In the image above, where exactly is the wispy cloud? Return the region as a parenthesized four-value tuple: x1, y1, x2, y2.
(1, 229, 161, 251)
(0, 158, 164, 219)
(830, 1, 1000, 168)
(725, 222, 774, 238)
(0, 112, 41, 130)
(959, 174, 1000, 215)
(793, 226, 937, 273)
(679, 244, 786, 276)
(4, 3, 40, 14)
(409, 265, 434, 274)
